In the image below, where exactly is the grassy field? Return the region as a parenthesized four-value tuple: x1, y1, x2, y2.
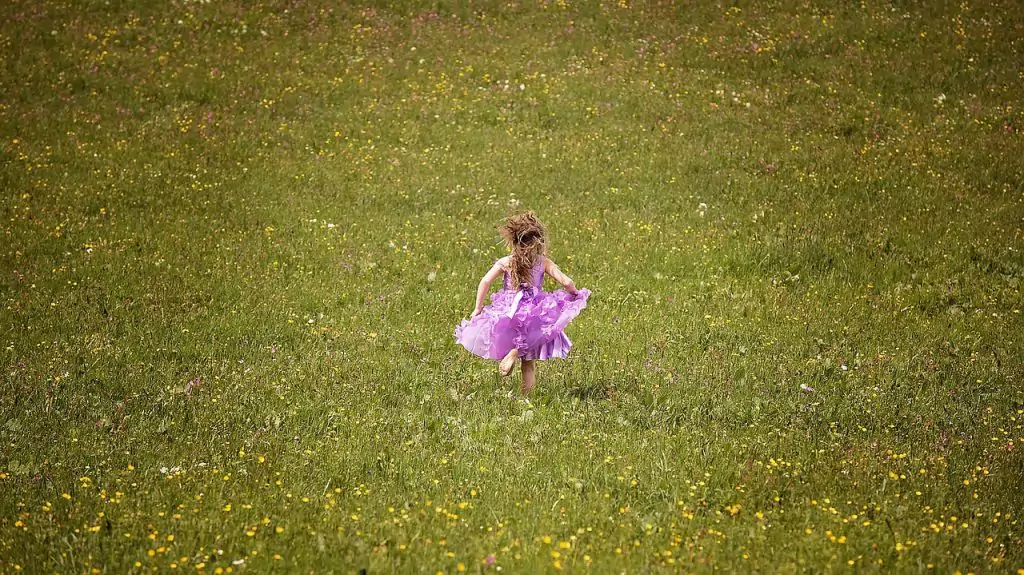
(2, 0, 1023, 572)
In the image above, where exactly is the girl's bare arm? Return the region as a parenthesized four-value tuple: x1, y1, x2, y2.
(543, 258, 577, 294)
(472, 257, 508, 316)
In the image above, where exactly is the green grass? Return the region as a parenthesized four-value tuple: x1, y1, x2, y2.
(2, 0, 1023, 572)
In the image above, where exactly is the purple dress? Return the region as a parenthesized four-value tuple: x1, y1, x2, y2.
(454, 257, 590, 361)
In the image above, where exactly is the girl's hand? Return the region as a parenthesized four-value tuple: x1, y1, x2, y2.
(470, 308, 482, 319)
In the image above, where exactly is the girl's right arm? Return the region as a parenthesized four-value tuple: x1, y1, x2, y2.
(471, 258, 507, 317)
(543, 258, 577, 295)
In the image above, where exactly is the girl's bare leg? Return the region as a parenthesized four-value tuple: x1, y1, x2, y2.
(499, 348, 519, 376)
(520, 360, 536, 394)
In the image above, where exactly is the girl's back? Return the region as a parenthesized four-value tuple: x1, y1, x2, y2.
(500, 256, 545, 291)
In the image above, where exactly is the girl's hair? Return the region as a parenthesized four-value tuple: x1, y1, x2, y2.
(498, 211, 548, 288)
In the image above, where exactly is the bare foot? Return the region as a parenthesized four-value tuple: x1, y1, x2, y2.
(499, 349, 519, 376)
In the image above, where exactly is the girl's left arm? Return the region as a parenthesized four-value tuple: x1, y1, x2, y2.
(471, 260, 506, 317)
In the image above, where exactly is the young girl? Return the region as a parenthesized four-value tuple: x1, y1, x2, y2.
(454, 211, 590, 394)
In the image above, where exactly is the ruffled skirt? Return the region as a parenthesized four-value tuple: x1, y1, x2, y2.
(454, 288, 590, 361)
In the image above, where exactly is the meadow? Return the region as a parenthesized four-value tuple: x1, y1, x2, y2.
(1, 0, 1023, 572)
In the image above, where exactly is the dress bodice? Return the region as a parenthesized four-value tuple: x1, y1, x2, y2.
(502, 257, 545, 290)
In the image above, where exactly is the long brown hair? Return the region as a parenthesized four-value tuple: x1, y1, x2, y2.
(498, 211, 548, 288)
